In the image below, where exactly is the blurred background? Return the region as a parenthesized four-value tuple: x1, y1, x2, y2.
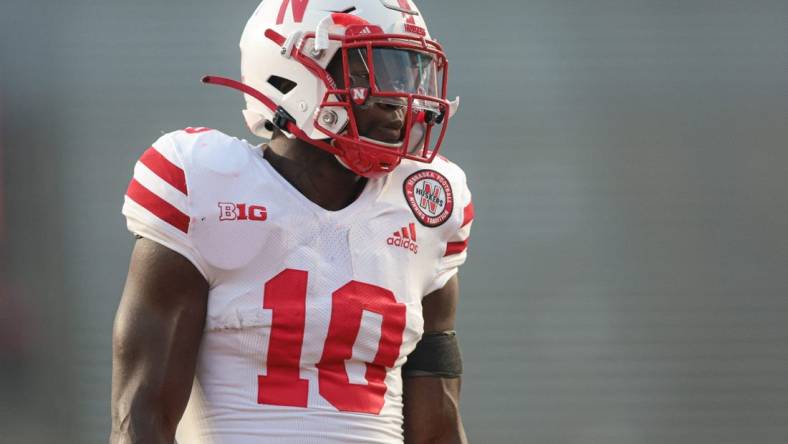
(2, 0, 788, 443)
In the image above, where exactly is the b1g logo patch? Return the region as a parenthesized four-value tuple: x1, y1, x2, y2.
(403, 170, 454, 227)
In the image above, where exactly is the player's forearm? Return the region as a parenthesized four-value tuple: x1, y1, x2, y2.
(403, 377, 468, 444)
(405, 414, 467, 444)
(110, 376, 181, 444)
(110, 320, 189, 444)
(109, 423, 173, 444)
(109, 401, 175, 444)
(404, 411, 468, 444)
(404, 401, 467, 444)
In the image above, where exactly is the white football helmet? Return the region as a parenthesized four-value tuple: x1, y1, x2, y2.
(204, 0, 459, 178)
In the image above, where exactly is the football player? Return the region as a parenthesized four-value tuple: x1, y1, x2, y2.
(110, 1, 473, 443)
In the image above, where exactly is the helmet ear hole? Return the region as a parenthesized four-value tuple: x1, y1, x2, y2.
(267, 75, 297, 94)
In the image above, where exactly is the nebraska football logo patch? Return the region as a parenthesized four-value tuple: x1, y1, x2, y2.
(403, 170, 454, 227)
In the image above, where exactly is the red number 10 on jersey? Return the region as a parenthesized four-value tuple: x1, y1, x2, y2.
(258, 269, 407, 414)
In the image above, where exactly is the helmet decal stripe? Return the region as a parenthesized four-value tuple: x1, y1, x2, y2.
(396, 0, 417, 24)
(330, 13, 371, 27)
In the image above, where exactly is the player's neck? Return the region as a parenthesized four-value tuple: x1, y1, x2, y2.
(263, 136, 367, 211)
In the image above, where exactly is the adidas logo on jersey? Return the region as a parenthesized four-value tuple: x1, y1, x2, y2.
(387, 223, 419, 254)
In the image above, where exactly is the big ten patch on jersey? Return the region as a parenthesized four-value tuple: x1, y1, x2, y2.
(157, 128, 289, 272)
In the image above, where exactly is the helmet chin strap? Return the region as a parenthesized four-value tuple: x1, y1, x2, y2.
(331, 139, 379, 177)
(333, 153, 354, 171)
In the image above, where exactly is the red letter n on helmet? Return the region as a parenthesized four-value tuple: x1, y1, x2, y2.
(277, 0, 310, 24)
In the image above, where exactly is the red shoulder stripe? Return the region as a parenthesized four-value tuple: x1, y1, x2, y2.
(444, 239, 468, 257)
(139, 147, 187, 195)
(461, 202, 474, 228)
(183, 127, 212, 134)
(126, 179, 190, 234)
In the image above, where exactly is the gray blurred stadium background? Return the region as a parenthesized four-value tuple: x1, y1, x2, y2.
(2, 0, 788, 443)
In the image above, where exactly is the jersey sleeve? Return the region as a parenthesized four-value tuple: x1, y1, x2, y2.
(121, 132, 210, 279)
(426, 168, 474, 295)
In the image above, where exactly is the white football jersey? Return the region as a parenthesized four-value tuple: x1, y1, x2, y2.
(122, 127, 473, 444)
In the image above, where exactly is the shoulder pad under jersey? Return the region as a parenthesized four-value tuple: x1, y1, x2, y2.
(122, 127, 266, 279)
